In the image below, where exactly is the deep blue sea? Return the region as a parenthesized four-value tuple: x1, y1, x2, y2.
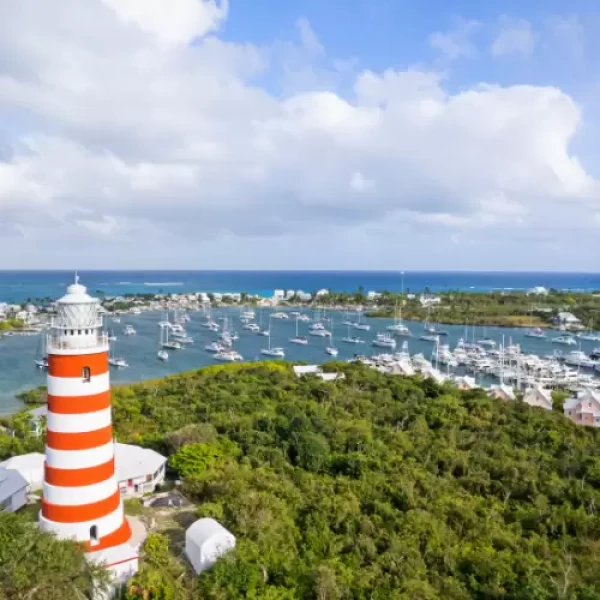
(1, 270, 599, 415)
(1, 270, 600, 304)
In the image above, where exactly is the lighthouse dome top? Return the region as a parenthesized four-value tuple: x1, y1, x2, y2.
(58, 275, 98, 305)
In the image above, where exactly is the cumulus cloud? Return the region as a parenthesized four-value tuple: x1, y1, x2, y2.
(492, 18, 536, 57)
(0, 0, 598, 269)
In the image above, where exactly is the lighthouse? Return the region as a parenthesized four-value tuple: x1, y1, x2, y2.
(39, 276, 139, 581)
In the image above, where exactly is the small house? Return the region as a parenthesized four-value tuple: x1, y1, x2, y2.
(185, 518, 236, 575)
(523, 386, 553, 411)
(489, 384, 516, 402)
(0, 453, 45, 490)
(0, 467, 28, 512)
(564, 390, 600, 427)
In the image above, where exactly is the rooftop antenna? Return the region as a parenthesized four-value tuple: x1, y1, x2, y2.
(74, 270, 80, 285)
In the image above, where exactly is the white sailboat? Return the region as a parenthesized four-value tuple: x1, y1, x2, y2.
(290, 316, 308, 345)
(157, 349, 169, 361)
(326, 324, 338, 356)
(34, 334, 48, 369)
(387, 299, 411, 336)
(261, 316, 285, 358)
(160, 324, 182, 350)
(108, 339, 129, 368)
(342, 324, 364, 344)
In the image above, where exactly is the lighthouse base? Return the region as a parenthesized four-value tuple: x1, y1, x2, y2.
(85, 517, 147, 599)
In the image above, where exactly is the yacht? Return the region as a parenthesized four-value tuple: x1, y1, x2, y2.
(353, 322, 370, 331)
(108, 357, 129, 368)
(420, 334, 440, 343)
(160, 325, 182, 350)
(310, 329, 331, 337)
(297, 314, 311, 322)
(34, 335, 48, 370)
(261, 347, 285, 358)
(478, 338, 496, 348)
(243, 323, 260, 332)
(326, 327, 339, 356)
(290, 317, 309, 345)
(123, 325, 136, 336)
(258, 329, 270, 337)
(157, 350, 169, 361)
(205, 341, 225, 353)
(372, 333, 396, 349)
(112, 317, 121, 324)
(342, 324, 364, 344)
(563, 351, 597, 369)
(310, 322, 325, 331)
(272, 312, 289, 319)
(241, 310, 255, 320)
(214, 350, 243, 362)
(525, 327, 546, 339)
(552, 335, 577, 346)
(172, 333, 193, 344)
(579, 332, 600, 342)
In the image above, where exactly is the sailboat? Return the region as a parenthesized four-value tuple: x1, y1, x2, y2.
(108, 339, 129, 368)
(160, 324, 182, 350)
(342, 323, 364, 344)
(579, 320, 600, 342)
(261, 316, 285, 357)
(34, 334, 48, 369)
(326, 324, 338, 356)
(524, 307, 546, 338)
(477, 326, 496, 347)
(352, 312, 370, 331)
(289, 316, 308, 345)
(387, 299, 410, 336)
(157, 349, 169, 361)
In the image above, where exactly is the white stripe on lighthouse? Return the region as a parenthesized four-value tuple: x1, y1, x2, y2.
(47, 408, 112, 433)
(43, 476, 118, 506)
(45, 442, 115, 470)
(47, 373, 110, 397)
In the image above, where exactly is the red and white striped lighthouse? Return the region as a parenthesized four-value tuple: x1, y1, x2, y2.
(39, 276, 137, 574)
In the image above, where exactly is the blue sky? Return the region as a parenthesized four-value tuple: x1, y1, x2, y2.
(0, 0, 598, 270)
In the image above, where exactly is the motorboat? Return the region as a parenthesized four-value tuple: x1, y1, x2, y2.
(552, 335, 577, 346)
(35, 356, 49, 370)
(309, 322, 325, 331)
(272, 312, 289, 319)
(290, 336, 309, 345)
(171, 332, 193, 344)
(342, 336, 364, 344)
(205, 341, 225, 353)
(157, 350, 169, 361)
(525, 327, 546, 338)
(353, 323, 370, 331)
(259, 329, 270, 337)
(372, 333, 396, 349)
(261, 347, 285, 358)
(108, 357, 129, 368)
(387, 322, 411, 336)
(477, 338, 496, 348)
(309, 329, 331, 337)
(326, 346, 339, 356)
(563, 351, 597, 369)
(244, 323, 260, 332)
(420, 334, 439, 342)
(123, 325, 136, 335)
(214, 350, 243, 362)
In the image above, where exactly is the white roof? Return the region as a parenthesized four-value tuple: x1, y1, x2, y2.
(187, 518, 233, 546)
(0, 452, 45, 472)
(0, 467, 28, 501)
(114, 443, 166, 482)
(293, 365, 322, 375)
(564, 398, 579, 410)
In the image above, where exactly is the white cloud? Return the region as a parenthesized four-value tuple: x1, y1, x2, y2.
(100, 0, 228, 45)
(492, 19, 536, 57)
(429, 19, 481, 61)
(296, 17, 324, 56)
(0, 0, 598, 269)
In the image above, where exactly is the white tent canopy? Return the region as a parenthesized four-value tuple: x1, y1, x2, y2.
(185, 518, 236, 575)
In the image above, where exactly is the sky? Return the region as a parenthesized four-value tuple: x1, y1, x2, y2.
(0, 0, 599, 271)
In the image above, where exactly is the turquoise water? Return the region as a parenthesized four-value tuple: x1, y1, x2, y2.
(1, 270, 600, 304)
(1, 307, 598, 414)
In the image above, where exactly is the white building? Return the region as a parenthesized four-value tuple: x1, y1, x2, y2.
(0, 453, 45, 490)
(366, 291, 382, 300)
(315, 289, 329, 298)
(420, 294, 442, 307)
(552, 312, 581, 327)
(285, 290, 296, 300)
(0, 467, 28, 512)
(273, 290, 285, 301)
(523, 386, 553, 411)
(185, 518, 236, 575)
(292, 365, 345, 381)
(1, 444, 167, 498)
(527, 286, 549, 296)
(115, 444, 167, 496)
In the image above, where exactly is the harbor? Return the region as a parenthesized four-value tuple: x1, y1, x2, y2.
(2, 304, 600, 414)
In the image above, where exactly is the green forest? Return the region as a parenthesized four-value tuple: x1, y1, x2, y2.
(2, 362, 600, 599)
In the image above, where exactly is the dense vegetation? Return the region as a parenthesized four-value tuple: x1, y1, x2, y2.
(0, 318, 25, 331)
(4, 362, 600, 598)
(0, 512, 109, 599)
(363, 291, 600, 328)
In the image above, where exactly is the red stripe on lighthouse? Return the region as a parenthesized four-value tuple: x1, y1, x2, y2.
(41, 490, 121, 523)
(84, 520, 133, 552)
(46, 425, 113, 451)
(47, 391, 112, 414)
(44, 459, 116, 487)
(48, 353, 109, 378)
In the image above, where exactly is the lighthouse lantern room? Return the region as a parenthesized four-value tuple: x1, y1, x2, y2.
(39, 275, 139, 582)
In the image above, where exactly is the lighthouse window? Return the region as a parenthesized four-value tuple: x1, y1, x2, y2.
(82, 367, 91, 382)
(90, 525, 98, 543)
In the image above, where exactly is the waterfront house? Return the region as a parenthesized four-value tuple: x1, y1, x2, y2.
(367, 291, 382, 300)
(522, 385, 553, 411)
(420, 294, 442, 307)
(552, 312, 581, 328)
(315, 289, 330, 298)
(489, 385, 516, 402)
(273, 290, 285, 301)
(564, 390, 600, 427)
(298, 292, 312, 301)
(285, 290, 296, 300)
(527, 287, 549, 296)
(293, 365, 345, 381)
(0, 467, 28, 512)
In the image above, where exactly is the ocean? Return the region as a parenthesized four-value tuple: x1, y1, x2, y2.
(1, 270, 600, 304)
(1, 270, 599, 415)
